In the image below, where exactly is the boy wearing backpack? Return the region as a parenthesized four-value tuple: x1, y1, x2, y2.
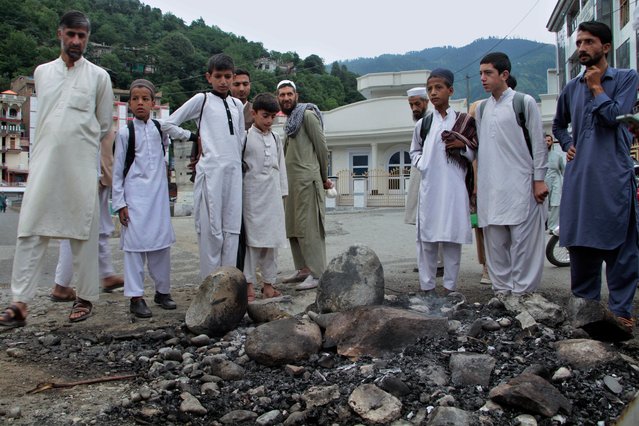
(162, 54, 245, 279)
(112, 79, 176, 318)
(410, 69, 476, 295)
(476, 52, 548, 295)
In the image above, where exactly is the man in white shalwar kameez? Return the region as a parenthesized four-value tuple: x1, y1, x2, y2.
(162, 54, 245, 280)
(51, 128, 124, 302)
(476, 53, 548, 295)
(0, 11, 113, 327)
(410, 69, 476, 294)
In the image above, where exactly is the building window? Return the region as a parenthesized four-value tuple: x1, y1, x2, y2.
(567, 1, 581, 36)
(387, 150, 411, 176)
(387, 150, 411, 192)
(620, 0, 630, 28)
(351, 153, 369, 176)
(327, 151, 333, 176)
(617, 39, 630, 69)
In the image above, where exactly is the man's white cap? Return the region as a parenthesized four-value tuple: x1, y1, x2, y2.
(407, 87, 427, 97)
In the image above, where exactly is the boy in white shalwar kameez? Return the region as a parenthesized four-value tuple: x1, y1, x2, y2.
(112, 79, 176, 318)
(409, 69, 477, 295)
(161, 54, 245, 279)
(242, 94, 288, 302)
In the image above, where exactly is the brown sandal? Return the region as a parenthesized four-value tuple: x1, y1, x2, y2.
(0, 305, 26, 328)
(69, 299, 93, 323)
(261, 284, 282, 299)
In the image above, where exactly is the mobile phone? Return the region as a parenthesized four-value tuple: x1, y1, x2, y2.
(616, 114, 639, 125)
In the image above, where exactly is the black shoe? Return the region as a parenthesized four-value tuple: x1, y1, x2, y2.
(154, 292, 177, 310)
(130, 298, 152, 318)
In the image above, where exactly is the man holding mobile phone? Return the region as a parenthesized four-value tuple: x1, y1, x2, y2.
(553, 21, 639, 338)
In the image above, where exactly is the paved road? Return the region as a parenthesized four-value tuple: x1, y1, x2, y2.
(0, 207, 571, 299)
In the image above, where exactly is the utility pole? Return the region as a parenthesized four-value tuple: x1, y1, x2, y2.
(466, 74, 471, 112)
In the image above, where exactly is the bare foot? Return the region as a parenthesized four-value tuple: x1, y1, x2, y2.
(50, 284, 76, 301)
(247, 283, 256, 303)
(261, 283, 282, 299)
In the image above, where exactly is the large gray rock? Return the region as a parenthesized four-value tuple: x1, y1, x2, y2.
(185, 267, 247, 336)
(489, 373, 572, 417)
(316, 244, 384, 313)
(553, 339, 619, 369)
(449, 353, 496, 387)
(324, 306, 448, 357)
(502, 293, 565, 327)
(426, 406, 473, 426)
(567, 296, 634, 342)
(245, 318, 322, 366)
(348, 384, 402, 424)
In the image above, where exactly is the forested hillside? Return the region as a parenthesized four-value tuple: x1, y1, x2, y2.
(341, 38, 556, 102)
(0, 0, 555, 109)
(0, 0, 364, 110)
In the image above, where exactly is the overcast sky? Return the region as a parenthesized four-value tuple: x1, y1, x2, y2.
(143, 0, 558, 63)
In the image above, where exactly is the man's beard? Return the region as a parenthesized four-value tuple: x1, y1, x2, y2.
(62, 41, 84, 62)
(412, 110, 424, 121)
(579, 51, 604, 67)
(280, 100, 297, 116)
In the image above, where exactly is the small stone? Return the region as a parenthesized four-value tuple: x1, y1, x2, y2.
(285, 364, 306, 376)
(515, 414, 538, 425)
(603, 375, 622, 394)
(39, 335, 61, 346)
(130, 392, 142, 403)
(139, 388, 152, 400)
(498, 318, 512, 327)
(552, 367, 572, 382)
(191, 334, 211, 347)
(256, 410, 282, 426)
(7, 406, 21, 419)
(179, 392, 207, 416)
(6, 348, 26, 358)
(435, 394, 455, 406)
(162, 349, 183, 362)
(201, 382, 220, 396)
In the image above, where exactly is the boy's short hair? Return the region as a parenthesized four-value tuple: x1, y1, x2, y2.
(129, 79, 156, 100)
(235, 68, 251, 79)
(480, 52, 511, 75)
(59, 10, 91, 32)
(252, 93, 280, 114)
(207, 53, 234, 73)
(577, 21, 612, 45)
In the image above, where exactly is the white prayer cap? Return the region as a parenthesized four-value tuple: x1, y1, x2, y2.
(277, 80, 296, 91)
(407, 87, 427, 97)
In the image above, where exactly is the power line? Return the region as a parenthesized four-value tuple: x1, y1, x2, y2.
(454, 0, 542, 75)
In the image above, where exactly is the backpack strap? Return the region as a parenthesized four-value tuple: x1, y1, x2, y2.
(512, 92, 532, 158)
(478, 94, 532, 157)
(124, 121, 136, 178)
(123, 120, 165, 179)
(419, 112, 434, 143)
(477, 99, 488, 121)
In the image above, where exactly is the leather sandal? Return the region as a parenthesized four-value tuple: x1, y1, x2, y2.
(69, 299, 93, 323)
(0, 305, 26, 328)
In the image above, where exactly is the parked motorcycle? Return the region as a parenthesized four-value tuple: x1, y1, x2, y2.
(546, 227, 570, 267)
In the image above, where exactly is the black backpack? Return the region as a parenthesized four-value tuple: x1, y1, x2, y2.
(123, 119, 164, 178)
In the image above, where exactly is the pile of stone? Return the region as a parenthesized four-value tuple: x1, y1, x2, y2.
(2, 245, 639, 425)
